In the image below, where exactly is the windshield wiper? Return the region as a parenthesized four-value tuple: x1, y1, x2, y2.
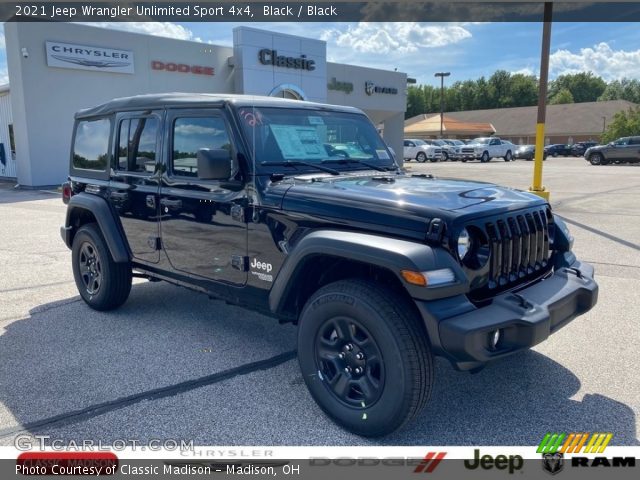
(261, 161, 340, 175)
(321, 158, 395, 172)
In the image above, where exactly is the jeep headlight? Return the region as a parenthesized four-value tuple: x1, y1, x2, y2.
(457, 228, 471, 260)
(552, 217, 574, 251)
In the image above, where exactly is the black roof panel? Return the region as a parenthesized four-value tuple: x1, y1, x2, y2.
(75, 93, 364, 119)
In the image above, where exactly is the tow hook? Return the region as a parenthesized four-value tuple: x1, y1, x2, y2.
(511, 293, 533, 310)
(565, 267, 583, 278)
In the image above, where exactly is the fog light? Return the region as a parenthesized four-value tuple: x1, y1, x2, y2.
(489, 329, 501, 350)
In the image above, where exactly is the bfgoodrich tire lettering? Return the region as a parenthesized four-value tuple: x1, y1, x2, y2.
(297, 279, 433, 437)
(72, 223, 132, 311)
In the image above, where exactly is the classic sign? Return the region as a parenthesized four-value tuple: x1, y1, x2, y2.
(258, 49, 315, 71)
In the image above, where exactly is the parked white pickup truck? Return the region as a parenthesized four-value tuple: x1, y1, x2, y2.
(460, 137, 515, 163)
(403, 139, 443, 162)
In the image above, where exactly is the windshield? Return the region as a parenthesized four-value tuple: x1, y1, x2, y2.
(237, 107, 394, 171)
(413, 139, 427, 146)
(471, 138, 490, 145)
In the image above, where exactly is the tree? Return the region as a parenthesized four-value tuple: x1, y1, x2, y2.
(510, 74, 538, 106)
(405, 86, 426, 119)
(598, 78, 640, 104)
(548, 72, 606, 103)
(601, 106, 640, 143)
(549, 87, 574, 104)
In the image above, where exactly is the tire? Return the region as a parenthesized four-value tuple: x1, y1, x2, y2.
(442, 152, 449, 161)
(461, 158, 467, 163)
(71, 223, 132, 311)
(481, 151, 490, 163)
(416, 152, 427, 163)
(552, 152, 558, 157)
(504, 150, 513, 162)
(589, 152, 604, 165)
(297, 279, 433, 437)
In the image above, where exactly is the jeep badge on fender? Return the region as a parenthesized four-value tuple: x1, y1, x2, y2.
(60, 93, 598, 437)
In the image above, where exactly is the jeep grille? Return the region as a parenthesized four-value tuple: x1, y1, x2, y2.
(484, 209, 551, 290)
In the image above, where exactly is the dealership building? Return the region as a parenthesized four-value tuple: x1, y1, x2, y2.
(1, 22, 407, 187)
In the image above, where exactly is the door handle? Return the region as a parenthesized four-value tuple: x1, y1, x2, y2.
(160, 198, 182, 208)
(146, 195, 156, 209)
(110, 191, 129, 200)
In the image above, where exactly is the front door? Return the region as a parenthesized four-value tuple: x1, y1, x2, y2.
(108, 112, 162, 263)
(159, 109, 248, 286)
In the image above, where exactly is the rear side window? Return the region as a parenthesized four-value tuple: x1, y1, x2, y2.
(117, 117, 159, 173)
(73, 118, 111, 170)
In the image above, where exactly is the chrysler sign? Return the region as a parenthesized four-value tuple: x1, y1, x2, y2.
(46, 41, 134, 74)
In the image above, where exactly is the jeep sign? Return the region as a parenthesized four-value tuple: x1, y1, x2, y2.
(46, 41, 134, 74)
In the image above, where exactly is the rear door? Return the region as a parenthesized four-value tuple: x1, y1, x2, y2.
(404, 140, 415, 159)
(159, 108, 248, 285)
(627, 136, 640, 162)
(108, 111, 162, 263)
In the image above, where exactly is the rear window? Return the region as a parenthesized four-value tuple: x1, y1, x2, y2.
(73, 118, 111, 170)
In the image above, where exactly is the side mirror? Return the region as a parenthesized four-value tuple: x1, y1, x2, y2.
(197, 148, 232, 180)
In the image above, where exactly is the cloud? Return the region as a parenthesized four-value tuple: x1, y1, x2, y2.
(550, 42, 640, 80)
(511, 67, 535, 76)
(80, 22, 202, 42)
(320, 22, 471, 55)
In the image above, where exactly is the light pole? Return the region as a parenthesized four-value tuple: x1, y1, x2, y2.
(528, 2, 552, 201)
(435, 72, 450, 138)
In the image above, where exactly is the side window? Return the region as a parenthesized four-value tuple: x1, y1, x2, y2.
(404, 141, 409, 147)
(629, 137, 640, 145)
(73, 118, 111, 170)
(172, 116, 232, 178)
(117, 117, 158, 173)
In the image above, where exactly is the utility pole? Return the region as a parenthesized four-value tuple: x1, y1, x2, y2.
(435, 72, 450, 138)
(529, 2, 552, 201)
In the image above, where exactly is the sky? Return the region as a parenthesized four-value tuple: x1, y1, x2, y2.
(1, 21, 640, 86)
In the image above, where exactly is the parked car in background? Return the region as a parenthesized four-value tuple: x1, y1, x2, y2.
(460, 137, 515, 162)
(403, 139, 442, 162)
(515, 145, 547, 161)
(570, 141, 598, 157)
(584, 136, 640, 165)
(429, 139, 456, 161)
(444, 139, 465, 161)
(515, 145, 535, 160)
(544, 144, 572, 157)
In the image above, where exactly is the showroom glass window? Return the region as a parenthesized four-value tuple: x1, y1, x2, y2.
(72, 118, 111, 170)
(117, 117, 159, 173)
(172, 117, 232, 178)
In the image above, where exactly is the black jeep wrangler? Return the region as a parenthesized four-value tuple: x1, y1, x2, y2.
(61, 94, 598, 436)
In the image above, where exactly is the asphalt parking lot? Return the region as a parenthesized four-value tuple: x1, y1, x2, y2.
(0, 157, 638, 447)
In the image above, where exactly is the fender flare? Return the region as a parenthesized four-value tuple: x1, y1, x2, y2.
(268, 230, 466, 314)
(63, 193, 130, 263)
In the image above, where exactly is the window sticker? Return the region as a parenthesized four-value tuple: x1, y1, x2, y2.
(307, 116, 325, 126)
(376, 149, 391, 160)
(270, 125, 325, 160)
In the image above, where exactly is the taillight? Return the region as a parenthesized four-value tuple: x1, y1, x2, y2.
(62, 182, 73, 204)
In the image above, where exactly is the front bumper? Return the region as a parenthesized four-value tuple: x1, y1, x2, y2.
(415, 259, 598, 370)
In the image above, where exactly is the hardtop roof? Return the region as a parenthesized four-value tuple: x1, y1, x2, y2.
(75, 93, 365, 119)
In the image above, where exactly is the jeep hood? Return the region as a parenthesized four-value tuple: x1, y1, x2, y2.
(280, 174, 546, 232)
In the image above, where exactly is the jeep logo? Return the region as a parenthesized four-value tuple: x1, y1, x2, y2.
(464, 449, 523, 474)
(251, 258, 272, 272)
